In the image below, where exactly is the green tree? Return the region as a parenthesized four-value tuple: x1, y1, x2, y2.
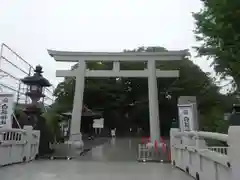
(193, 0, 240, 89)
(42, 110, 60, 142)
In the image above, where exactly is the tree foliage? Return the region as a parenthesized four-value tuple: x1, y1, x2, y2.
(193, 0, 240, 89)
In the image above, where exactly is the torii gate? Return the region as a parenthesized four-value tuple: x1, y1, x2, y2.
(48, 50, 189, 144)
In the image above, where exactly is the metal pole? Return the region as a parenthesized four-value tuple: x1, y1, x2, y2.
(12, 113, 21, 129)
(0, 44, 4, 73)
(42, 87, 45, 105)
(2, 43, 34, 69)
(0, 43, 3, 65)
(16, 82, 21, 106)
(25, 66, 32, 104)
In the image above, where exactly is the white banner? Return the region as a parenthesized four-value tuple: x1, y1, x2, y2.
(93, 118, 104, 128)
(0, 93, 14, 128)
(178, 104, 194, 131)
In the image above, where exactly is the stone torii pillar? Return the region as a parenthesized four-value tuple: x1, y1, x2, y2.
(148, 60, 160, 143)
(70, 61, 86, 144)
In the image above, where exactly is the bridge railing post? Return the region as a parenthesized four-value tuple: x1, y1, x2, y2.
(228, 126, 240, 180)
(30, 130, 40, 160)
(170, 128, 180, 166)
(23, 126, 33, 161)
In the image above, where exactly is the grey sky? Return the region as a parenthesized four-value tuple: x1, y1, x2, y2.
(0, 0, 209, 88)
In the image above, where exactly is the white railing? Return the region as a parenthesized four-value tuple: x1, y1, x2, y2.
(0, 126, 40, 166)
(170, 127, 240, 180)
(208, 147, 228, 155)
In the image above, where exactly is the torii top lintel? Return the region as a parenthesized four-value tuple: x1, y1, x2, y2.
(48, 49, 190, 62)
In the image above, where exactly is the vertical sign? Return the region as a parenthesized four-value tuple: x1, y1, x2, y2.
(178, 104, 194, 131)
(0, 93, 14, 128)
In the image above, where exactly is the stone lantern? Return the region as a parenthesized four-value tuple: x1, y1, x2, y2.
(21, 65, 51, 113)
(21, 65, 52, 156)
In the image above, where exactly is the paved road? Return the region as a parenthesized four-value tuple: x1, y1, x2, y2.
(0, 138, 193, 180)
(51, 138, 109, 157)
(78, 138, 139, 161)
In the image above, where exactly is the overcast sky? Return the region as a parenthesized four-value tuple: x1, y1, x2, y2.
(0, 0, 212, 89)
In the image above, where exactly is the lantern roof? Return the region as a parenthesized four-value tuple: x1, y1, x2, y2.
(21, 65, 51, 87)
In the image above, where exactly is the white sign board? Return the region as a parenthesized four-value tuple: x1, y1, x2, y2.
(178, 104, 194, 131)
(93, 118, 104, 128)
(0, 93, 14, 128)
